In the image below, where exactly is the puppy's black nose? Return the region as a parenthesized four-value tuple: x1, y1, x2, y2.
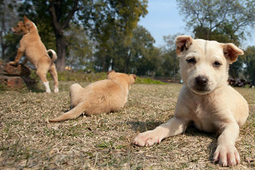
(195, 76, 208, 86)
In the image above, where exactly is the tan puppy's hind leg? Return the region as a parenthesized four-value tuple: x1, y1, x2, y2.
(36, 68, 51, 93)
(49, 64, 59, 93)
(49, 102, 86, 122)
(43, 81, 51, 93)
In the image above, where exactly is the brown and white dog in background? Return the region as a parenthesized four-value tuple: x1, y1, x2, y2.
(49, 70, 136, 122)
(10, 16, 59, 93)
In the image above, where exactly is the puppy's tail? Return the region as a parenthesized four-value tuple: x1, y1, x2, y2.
(47, 49, 57, 62)
(49, 103, 86, 122)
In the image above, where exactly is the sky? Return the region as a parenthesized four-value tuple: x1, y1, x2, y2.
(138, 0, 255, 49)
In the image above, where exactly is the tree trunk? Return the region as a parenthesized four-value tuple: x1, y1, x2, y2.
(252, 71, 255, 86)
(49, 0, 79, 72)
(0, 12, 6, 60)
(55, 34, 67, 72)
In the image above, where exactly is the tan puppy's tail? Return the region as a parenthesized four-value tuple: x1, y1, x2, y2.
(49, 103, 86, 122)
(47, 49, 57, 62)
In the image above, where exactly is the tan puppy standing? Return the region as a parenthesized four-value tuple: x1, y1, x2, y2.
(134, 36, 249, 167)
(49, 71, 136, 122)
(10, 16, 59, 93)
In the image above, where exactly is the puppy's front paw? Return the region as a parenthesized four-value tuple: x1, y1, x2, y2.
(133, 130, 162, 147)
(9, 61, 18, 66)
(213, 144, 240, 167)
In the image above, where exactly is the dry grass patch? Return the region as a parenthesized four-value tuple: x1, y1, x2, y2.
(0, 82, 254, 169)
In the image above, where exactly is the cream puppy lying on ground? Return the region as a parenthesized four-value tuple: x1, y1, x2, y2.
(134, 35, 249, 167)
(49, 71, 136, 122)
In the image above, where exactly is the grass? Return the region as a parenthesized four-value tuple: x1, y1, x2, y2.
(0, 80, 254, 169)
(29, 70, 167, 85)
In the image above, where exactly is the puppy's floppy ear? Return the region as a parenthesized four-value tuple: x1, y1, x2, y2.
(129, 74, 136, 84)
(130, 74, 136, 80)
(223, 43, 244, 63)
(175, 35, 193, 55)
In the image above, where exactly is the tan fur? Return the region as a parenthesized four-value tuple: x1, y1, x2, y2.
(10, 16, 59, 93)
(134, 35, 249, 167)
(49, 71, 136, 122)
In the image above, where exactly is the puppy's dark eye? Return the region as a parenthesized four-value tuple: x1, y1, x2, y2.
(213, 61, 222, 67)
(186, 57, 196, 64)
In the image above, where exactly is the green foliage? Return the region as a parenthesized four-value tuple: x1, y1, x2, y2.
(243, 46, 255, 85)
(83, 0, 148, 45)
(129, 26, 158, 75)
(65, 24, 93, 70)
(193, 24, 240, 45)
(89, 1, 149, 72)
(93, 25, 157, 75)
(157, 34, 180, 77)
(55, 71, 107, 82)
(176, 0, 255, 44)
(135, 77, 166, 84)
(2, 33, 21, 61)
(44, 70, 166, 84)
(0, 83, 7, 91)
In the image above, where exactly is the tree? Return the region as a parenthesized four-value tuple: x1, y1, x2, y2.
(176, 0, 255, 44)
(243, 46, 255, 85)
(65, 25, 93, 70)
(49, 0, 80, 72)
(129, 26, 156, 74)
(193, 24, 240, 45)
(93, 25, 161, 75)
(0, 0, 20, 60)
(93, 25, 157, 74)
(158, 34, 180, 77)
(86, 0, 148, 72)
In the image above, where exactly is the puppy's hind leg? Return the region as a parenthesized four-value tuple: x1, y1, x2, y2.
(36, 67, 51, 93)
(49, 64, 59, 93)
(49, 102, 87, 122)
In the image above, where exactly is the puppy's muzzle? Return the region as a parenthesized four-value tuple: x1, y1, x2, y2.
(192, 76, 210, 93)
(195, 76, 208, 87)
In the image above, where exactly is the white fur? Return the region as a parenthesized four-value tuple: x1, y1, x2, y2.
(43, 81, 51, 93)
(54, 86, 59, 93)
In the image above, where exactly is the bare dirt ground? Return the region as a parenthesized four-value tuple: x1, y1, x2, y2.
(0, 82, 254, 170)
